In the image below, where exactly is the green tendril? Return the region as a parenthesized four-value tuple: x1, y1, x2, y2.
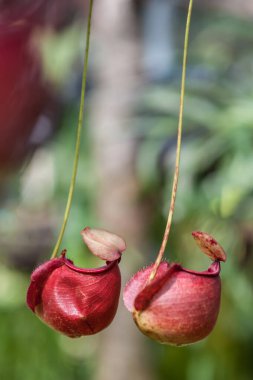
(149, 0, 194, 281)
(51, 0, 94, 259)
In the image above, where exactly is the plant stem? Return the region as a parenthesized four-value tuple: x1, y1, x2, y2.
(51, 0, 94, 259)
(149, 0, 194, 281)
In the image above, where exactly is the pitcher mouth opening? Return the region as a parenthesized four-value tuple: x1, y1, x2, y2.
(63, 254, 119, 274)
(182, 260, 220, 277)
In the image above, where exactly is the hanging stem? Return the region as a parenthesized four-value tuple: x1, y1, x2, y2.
(149, 0, 194, 280)
(51, 0, 94, 259)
